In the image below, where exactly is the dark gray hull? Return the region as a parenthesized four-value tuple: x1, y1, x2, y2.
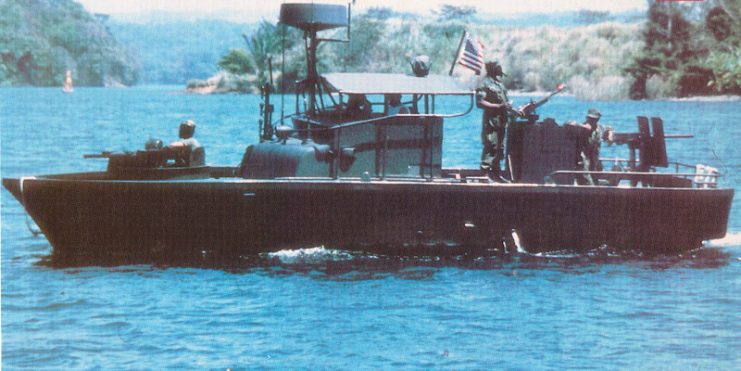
(2, 172, 734, 262)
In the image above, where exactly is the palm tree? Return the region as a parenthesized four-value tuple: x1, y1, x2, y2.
(243, 21, 282, 83)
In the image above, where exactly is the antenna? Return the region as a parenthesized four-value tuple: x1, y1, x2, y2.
(279, 3, 349, 115)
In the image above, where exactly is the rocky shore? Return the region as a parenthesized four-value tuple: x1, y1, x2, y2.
(185, 72, 257, 94)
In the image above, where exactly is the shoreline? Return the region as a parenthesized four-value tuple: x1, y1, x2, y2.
(660, 95, 741, 102)
(2, 84, 739, 103)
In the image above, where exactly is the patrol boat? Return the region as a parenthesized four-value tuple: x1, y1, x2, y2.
(2, 3, 734, 263)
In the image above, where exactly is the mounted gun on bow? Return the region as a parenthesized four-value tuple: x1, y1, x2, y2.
(516, 83, 566, 123)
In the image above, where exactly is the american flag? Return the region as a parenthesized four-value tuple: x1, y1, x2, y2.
(457, 32, 485, 74)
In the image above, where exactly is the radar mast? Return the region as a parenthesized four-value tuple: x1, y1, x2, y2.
(279, 2, 350, 115)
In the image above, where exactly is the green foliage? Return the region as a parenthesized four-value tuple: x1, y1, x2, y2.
(338, 14, 386, 71)
(705, 48, 741, 93)
(209, 4, 737, 98)
(214, 10, 641, 98)
(245, 21, 283, 83)
(706, 6, 733, 41)
(489, 23, 640, 99)
(627, 2, 740, 98)
(0, 0, 138, 86)
(218, 49, 254, 74)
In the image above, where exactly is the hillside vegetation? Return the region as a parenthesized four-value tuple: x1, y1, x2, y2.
(202, 2, 740, 100)
(193, 16, 642, 100)
(626, 1, 741, 98)
(349, 20, 643, 100)
(0, 0, 138, 86)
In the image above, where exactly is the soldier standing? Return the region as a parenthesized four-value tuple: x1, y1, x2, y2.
(572, 108, 612, 185)
(477, 61, 519, 183)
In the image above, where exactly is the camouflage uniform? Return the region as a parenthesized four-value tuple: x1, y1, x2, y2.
(580, 123, 611, 185)
(478, 76, 511, 174)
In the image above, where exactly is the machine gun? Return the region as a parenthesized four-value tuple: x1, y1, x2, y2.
(516, 83, 566, 123)
(83, 138, 205, 170)
(257, 56, 275, 142)
(610, 116, 692, 172)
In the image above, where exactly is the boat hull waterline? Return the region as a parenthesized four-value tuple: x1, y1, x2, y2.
(3, 173, 733, 261)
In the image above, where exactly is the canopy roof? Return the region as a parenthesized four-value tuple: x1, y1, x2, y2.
(323, 73, 474, 95)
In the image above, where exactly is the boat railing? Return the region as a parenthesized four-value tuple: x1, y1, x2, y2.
(601, 157, 700, 172)
(294, 93, 475, 130)
(599, 157, 722, 188)
(548, 170, 722, 188)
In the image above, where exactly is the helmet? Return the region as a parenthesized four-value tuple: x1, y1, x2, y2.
(587, 108, 601, 120)
(411, 55, 431, 77)
(485, 61, 505, 78)
(144, 138, 163, 150)
(179, 120, 196, 139)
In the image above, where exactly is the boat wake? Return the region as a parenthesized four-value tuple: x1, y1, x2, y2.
(36, 240, 736, 271)
(706, 232, 741, 248)
(263, 246, 355, 264)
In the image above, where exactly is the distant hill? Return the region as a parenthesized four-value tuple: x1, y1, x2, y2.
(108, 20, 256, 84)
(0, 0, 138, 87)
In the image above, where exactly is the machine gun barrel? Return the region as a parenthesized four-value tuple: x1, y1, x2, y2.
(517, 83, 566, 116)
(83, 151, 114, 159)
(665, 134, 693, 139)
(610, 133, 693, 145)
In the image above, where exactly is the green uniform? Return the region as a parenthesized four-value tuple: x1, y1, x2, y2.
(579, 123, 611, 185)
(477, 76, 511, 174)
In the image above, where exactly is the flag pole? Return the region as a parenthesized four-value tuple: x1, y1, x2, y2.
(449, 29, 467, 76)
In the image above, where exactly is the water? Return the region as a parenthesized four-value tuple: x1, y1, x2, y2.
(2, 87, 740, 369)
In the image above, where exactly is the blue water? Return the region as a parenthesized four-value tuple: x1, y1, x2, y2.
(2, 87, 740, 369)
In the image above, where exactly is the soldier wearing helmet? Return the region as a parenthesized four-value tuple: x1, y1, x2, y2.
(168, 120, 202, 166)
(571, 108, 613, 185)
(476, 61, 521, 183)
(169, 120, 200, 148)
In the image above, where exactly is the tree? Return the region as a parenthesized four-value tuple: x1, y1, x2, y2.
(705, 47, 741, 93)
(626, 2, 698, 98)
(0, 0, 138, 86)
(340, 14, 384, 71)
(217, 48, 253, 74)
(706, 6, 733, 41)
(244, 20, 282, 82)
(434, 4, 477, 22)
(719, 0, 741, 25)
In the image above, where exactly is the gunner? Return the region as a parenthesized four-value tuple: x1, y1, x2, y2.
(570, 109, 613, 185)
(168, 120, 202, 166)
(476, 61, 520, 183)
